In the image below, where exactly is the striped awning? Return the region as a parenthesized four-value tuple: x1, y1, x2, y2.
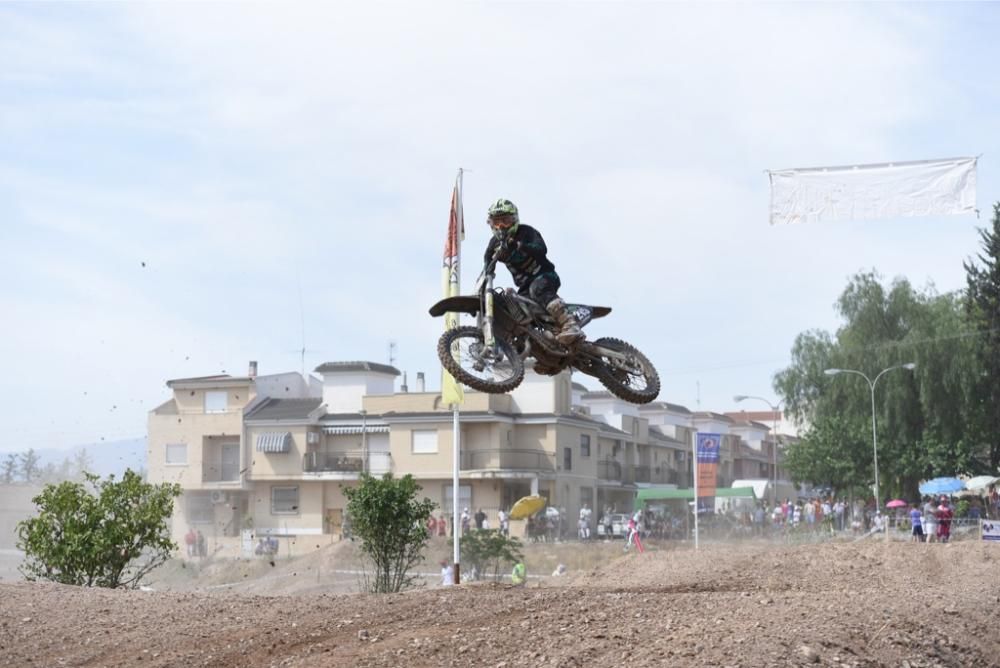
(323, 425, 390, 435)
(256, 432, 292, 453)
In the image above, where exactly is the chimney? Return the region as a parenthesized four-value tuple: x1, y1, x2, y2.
(401, 371, 408, 393)
(248, 361, 258, 378)
(416, 372, 425, 393)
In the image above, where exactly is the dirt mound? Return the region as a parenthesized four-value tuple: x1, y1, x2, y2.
(2, 539, 999, 667)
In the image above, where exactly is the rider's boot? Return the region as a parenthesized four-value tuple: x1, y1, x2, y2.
(546, 298, 585, 346)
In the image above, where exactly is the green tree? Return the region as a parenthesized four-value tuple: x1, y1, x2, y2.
(783, 415, 872, 496)
(16, 469, 182, 589)
(1, 453, 17, 483)
(775, 271, 979, 500)
(18, 449, 40, 482)
(343, 473, 435, 594)
(453, 529, 524, 582)
(964, 201, 1000, 473)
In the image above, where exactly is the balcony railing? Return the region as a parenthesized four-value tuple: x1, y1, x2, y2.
(461, 448, 555, 472)
(597, 459, 622, 482)
(303, 451, 392, 474)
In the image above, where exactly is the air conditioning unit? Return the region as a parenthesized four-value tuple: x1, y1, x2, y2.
(210, 490, 228, 505)
(307, 431, 320, 445)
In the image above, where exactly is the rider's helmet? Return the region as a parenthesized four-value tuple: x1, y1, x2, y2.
(487, 198, 519, 239)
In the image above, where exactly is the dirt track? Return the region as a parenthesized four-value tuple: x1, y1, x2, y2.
(2, 538, 999, 667)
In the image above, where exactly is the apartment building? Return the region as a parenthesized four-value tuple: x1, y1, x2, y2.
(147, 359, 785, 554)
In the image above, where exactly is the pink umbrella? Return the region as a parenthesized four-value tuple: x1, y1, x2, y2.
(886, 499, 908, 509)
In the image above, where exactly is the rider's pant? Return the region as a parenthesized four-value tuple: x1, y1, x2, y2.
(520, 271, 561, 306)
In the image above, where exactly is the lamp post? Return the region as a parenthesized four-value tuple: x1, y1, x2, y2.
(734, 395, 782, 507)
(823, 363, 916, 513)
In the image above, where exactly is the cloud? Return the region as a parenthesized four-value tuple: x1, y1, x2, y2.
(1, 2, 995, 446)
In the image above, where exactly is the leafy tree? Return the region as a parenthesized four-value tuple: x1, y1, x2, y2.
(16, 469, 182, 589)
(783, 415, 872, 497)
(18, 449, 40, 482)
(1, 453, 16, 483)
(775, 271, 978, 500)
(964, 201, 1000, 473)
(71, 448, 94, 480)
(343, 473, 435, 594)
(452, 529, 523, 582)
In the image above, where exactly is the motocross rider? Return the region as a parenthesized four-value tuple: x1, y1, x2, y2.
(484, 198, 584, 346)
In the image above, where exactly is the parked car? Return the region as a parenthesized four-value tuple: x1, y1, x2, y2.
(597, 513, 629, 539)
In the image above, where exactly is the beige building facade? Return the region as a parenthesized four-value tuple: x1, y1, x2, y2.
(147, 360, 785, 556)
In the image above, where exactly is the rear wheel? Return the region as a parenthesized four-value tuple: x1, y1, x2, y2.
(591, 337, 660, 404)
(437, 326, 525, 393)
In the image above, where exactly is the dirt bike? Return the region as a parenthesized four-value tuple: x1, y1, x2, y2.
(429, 245, 660, 404)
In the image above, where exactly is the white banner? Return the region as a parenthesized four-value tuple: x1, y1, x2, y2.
(768, 156, 977, 225)
(983, 519, 1000, 542)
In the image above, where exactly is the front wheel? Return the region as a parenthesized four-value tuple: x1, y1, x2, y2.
(591, 337, 660, 404)
(437, 326, 525, 394)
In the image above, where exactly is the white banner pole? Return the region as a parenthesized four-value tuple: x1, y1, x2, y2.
(692, 431, 699, 550)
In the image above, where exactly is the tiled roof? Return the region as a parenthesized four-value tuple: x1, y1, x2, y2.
(639, 401, 692, 414)
(314, 361, 400, 376)
(692, 411, 734, 423)
(166, 374, 252, 387)
(245, 398, 322, 421)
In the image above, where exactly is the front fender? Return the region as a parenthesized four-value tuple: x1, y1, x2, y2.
(429, 295, 481, 317)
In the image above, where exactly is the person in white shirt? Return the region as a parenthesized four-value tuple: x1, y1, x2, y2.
(440, 560, 454, 586)
(497, 509, 509, 536)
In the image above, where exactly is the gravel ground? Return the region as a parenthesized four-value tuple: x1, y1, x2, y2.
(2, 538, 998, 667)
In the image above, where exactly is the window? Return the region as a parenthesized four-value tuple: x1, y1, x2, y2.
(443, 484, 471, 511)
(675, 450, 686, 462)
(204, 390, 227, 414)
(563, 446, 572, 471)
(185, 493, 212, 524)
(580, 434, 591, 458)
(412, 429, 438, 454)
(165, 443, 187, 465)
(271, 486, 299, 514)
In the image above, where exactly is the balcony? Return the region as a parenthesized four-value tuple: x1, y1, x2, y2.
(634, 465, 651, 484)
(597, 459, 623, 482)
(303, 451, 392, 475)
(461, 448, 555, 472)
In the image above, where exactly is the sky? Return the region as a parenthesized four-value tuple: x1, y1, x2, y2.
(2, 2, 1000, 452)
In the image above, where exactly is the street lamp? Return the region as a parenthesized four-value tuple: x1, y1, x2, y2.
(733, 395, 782, 506)
(823, 363, 916, 513)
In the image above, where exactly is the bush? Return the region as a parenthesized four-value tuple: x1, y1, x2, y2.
(454, 529, 523, 582)
(343, 473, 435, 593)
(16, 470, 181, 589)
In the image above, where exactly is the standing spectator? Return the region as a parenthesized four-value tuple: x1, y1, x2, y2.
(438, 513, 448, 537)
(196, 529, 206, 558)
(923, 497, 938, 543)
(184, 527, 196, 557)
(603, 510, 613, 540)
(936, 499, 953, 543)
(909, 503, 925, 543)
(427, 514, 438, 537)
(474, 508, 486, 530)
(460, 508, 471, 535)
(498, 509, 509, 536)
(834, 500, 845, 531)
(579, 504, 592, 539)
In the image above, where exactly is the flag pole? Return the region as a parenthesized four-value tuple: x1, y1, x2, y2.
(451, 168, 464, 584)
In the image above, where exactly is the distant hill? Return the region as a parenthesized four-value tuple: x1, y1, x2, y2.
(0, 437, 147, 480)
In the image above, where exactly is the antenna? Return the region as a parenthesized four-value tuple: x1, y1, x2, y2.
(388, 341, 397, 367)
(286, 274, 319, 377)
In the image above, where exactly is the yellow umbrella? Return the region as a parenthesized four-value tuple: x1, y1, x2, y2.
(509, 495, 546, 520)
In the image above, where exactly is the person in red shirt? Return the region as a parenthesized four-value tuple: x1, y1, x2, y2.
(936, 498, 953, 543)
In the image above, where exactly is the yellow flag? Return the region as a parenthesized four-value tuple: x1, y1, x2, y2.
(441, 172, 465, 406)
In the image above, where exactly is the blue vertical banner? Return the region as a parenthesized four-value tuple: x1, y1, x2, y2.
(696, 433, 721, 514)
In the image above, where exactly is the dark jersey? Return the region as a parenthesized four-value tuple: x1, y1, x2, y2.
(484, 224, 556, 293)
